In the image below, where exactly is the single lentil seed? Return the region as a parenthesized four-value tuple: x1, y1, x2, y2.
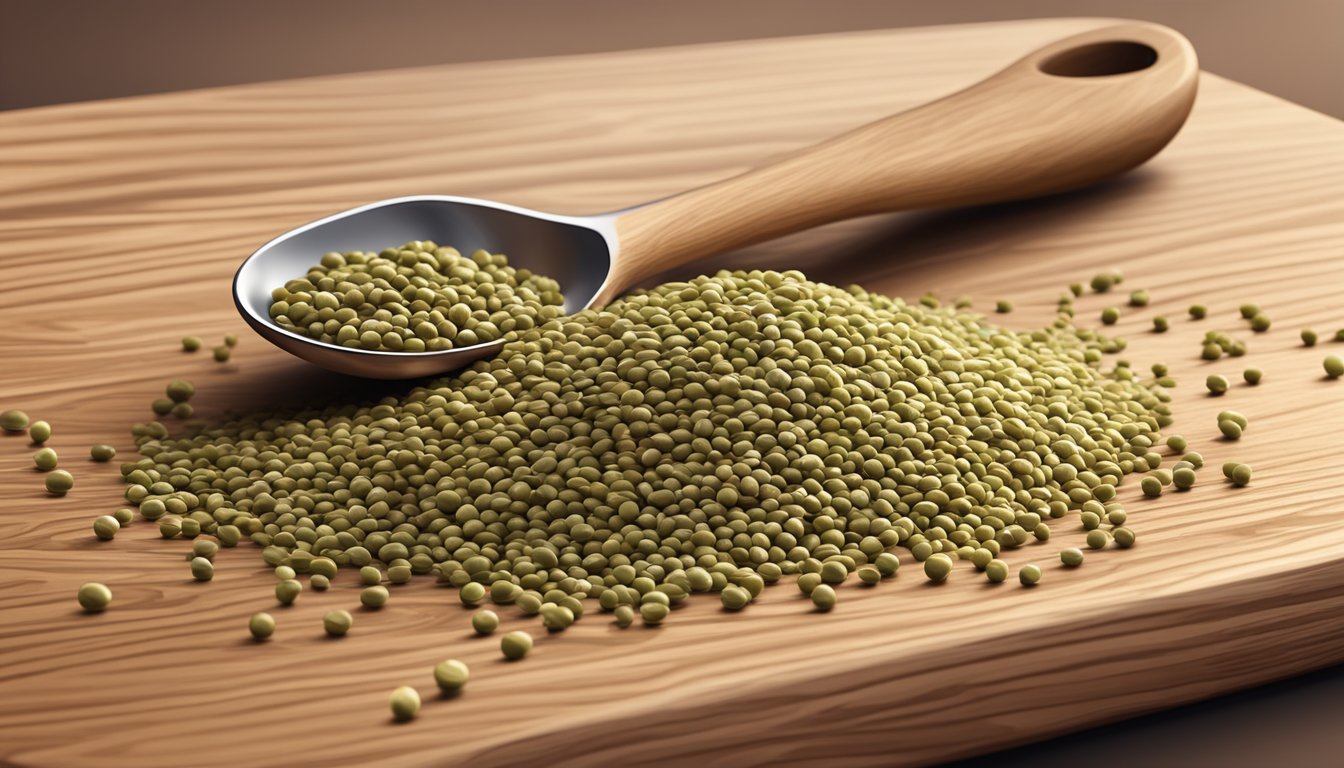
(1140, 475, 1163, 497)
(78, 582, 112, 612)
(323, 609, 353, 637)
(1243, 368, 1263, 385)
(1229, 463, 1253, 487)
(1219, 419, 1243, 440)
(249, 612, 275, 640)
(34, 447, 58, 471)
(182, 336, 202, 352)
(90, 444, 116, 461)
(433, 659, 469, 693)
(1060, 548, 1085, 567)
(45, 469, 74, 494)
(613, 605, 635, 627)
(361, 585, 390, 609)
(985, 560, 1009, 583)
(923, 553, 954, 584)
(1206, 375, 1229, 395)
(1, 409, 29, 432)
(310, 574, 331, 591)
(995, 300, 1012, 313)
(1086, 530, 1112, 549)
(1325, 356, 1344, 379)
(389, 686, 420, 722)
(459, 582, 486, 606)
(223, 334, 238, 347)
(640, 602, 669, 625)
(1189, 304, 1207, 319)
(1250, 313, 1271, 332)
(112, 507, 134, 526)
(472, 609, 500, 635)
(501, 630, 533, 660)
(1152, 316, 1168, 333)
(1173, 467, 1197, 490)
(1113, 528, 1137, 548)
(29, 420, 51, 443)
(166, 380, 195, 403)
(811, 584, 837, 611)
(1129, 290, 1149, 307)
(1101, 307, 1119, 325)
(857, 565, 881, 585)
(92, 515, 119, 540)
(1301, 329, 1317, 346)
(190, 556, 214, 581)
(1019, 564, 1042, 586)
(213, 346, 231, 362)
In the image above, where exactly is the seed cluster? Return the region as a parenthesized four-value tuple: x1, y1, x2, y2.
(122, 269, 1172, 626)
(267, 241, 564, 352)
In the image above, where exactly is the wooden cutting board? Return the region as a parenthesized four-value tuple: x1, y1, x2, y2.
(3, 17, 1343, 768)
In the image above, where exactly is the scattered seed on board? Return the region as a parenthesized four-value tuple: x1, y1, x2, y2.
(501, 631, 533, 660)
(90, 444, 116, 461)
(1101, 307, 1120, 325)
(1152, 316, 1169, 333)
(28, 420, 51, 443)
(310, 574, 331, 591)
(1019, 564, 1042, 586)
(190, 556, 214, 581)
(224, 334, 238, 348)
(1206, 375, 1230, 396)
(1141, 475, 1163, 497)
(995, 300, 1012, 314)
(361, 586, 389, 609)
(1225, 463, 1253, 487)
(640, 602, 670, 625)
(78, 582, 112, 612)
(1113, 528, 1137, 548)
(389, 686, 420, 722)
(434, 659, 469, 694)
(810, 584, 837, 611)
(323, 609, 353, 637)
(213, 346, 231, 362)
(166, 380, 195, 403)
(1325, 356, 1344, 379)
(1250, 314, 1271, 332)
(1219, 419, 1243, 440)
(985, 560, 1009, 583)
(249, 612, 275, 640)
(1173, 467, 1197, 490)
(275, 579, 302, 605)
(471, 609, 500, 635)
(613, 605, 635, 627)
(1060, 548, 1085, 567)
(182, 336, 202, 352)
(34, 447, 58, 471)
(857, 565, 881, 585)
(112, 507, 134, 526)
(1243, 368, 1263, 385)
(923, 554, 954, 584)
(93, 515, 119, 541)
(1128, 289, 1150, 307)
(1, 409, 30, 431)
(45, 469, 74, 495)
(1086, 530, 1112, 549)
(1189, 304, 1208, 319)
(1301, 329, 1317, 346)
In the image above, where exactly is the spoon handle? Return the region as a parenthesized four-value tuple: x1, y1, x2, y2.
(600, 21, 1197, 301)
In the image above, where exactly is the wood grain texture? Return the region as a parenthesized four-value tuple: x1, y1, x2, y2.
(3, 17, 1344, 768)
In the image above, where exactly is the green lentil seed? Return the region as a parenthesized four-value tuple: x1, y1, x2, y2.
(224, 334, 238, 347)
(985, 560, 1009, 583)
(1250, 313, 1271, 332)
(1219, 419, 1243, 440)
(873, 552, 900, 577)
(359, 566, 382, 586)
(190, 556, 214, 581)
(796, 572, 822, 597)
(1228, 463, 1253, 487)
(1019, 564, 1042, 586)
(721, 585, 751, 610)
(433, 659, 469, 693)
(1201, 343, 1222, 360)
(810, 584, 837, 611)
(276, 579, 302, 605)
(112, 507, 134, 526)
(459, 582, 486, 606)
(389, 686, 420, 722)
(1, 409, 29, 432)
(923, 554, 954, 584)
(249, 612, 275, 640)
(324, 609, 353, 636)
(1090, 273, 1117, 292)
(166, 380, 195, 403)
(213, 346, 231, 363)
(1060, 548, 1084, 567)
(182, 336, 202, 352)
(1140, 475, 1163, 497)
(171, 402, 193, 419)
(275, 565, 297, 580)
(361, 585, 389, 609)
(640, 602, 669, 625)
(1183, 451, 1205, 468)
(34, 447, 58, 471)
(1101, 307, 1120, 325)
(45, 469, 74, 494)
(995, 300, 1012, 313)
(1325, 355, 1344, 379)
(1206, 375, 1229, 395)
(472, 609, 500, 635)
(77, 582, 113, 612)
(1113, 527, 1136, 548)
(613, 605, 635, 627)
(28, 420, 51, 443)
(1173, 467, 1197, 490)
(1243, 368, 1263, 385)
(1189, 304, 1207, 319)
(501, 630, 533, 660)
(857, 565, 881, 585)
(92, 515, 119, 540)
(1152, 316, 1168, 333)
(310, 574, 331, 591)
(1301, 329, 1317, 346)
(1086, 530, 1112, 549)
(90, 444, 116, 461)
(151, 398, 174, 415)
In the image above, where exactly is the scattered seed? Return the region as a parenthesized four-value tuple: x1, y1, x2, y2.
(361, 585, 389, 609)
(433, 659, 469, 694)
(1189, 304, 1208, 319)
(1060, 548, 1085, 567)
(249, 612, 275, 640)
(1086, 530, 1112, 549)
(213, 346, 231, 363)
(640, 602, 669, 625)
(112, 507, 134, 526)
(166, 380, 195, 403)
(720, 585, 751, 610)
(28, 420, 51, 443)
(811, 584, 837, 611)
(171, 402, 193, 419)
(1173, 467, 1197, 490)
(182, 336, 202, 352)
(78, 582, 112, 612)
(324, 609, 353, 637)
(1301, 329, 1318, 346)
(275, 579, 302, 605)
(1101, 307, 1120, 325)
(310, 574, 331, 591)
(1325, 355, 1344, 379)
(1, 409, 29, 432)
(1113, 527, 1136, 548)
(1250, 314, 1271, 332)
(1152, 316, 1168, 333)
(995, 300, 1012, 313)
(45, 468, 74, 494)
(190, 556, 214, 581)
(1206, 375, 1230, 395)
(1019, 564, 1042, 586)
(1140, 475, 1163, 497)
(459, 582, 486, 606)
(1243, 368, 1263, 385)
(389, 686, 420, 722)
(92, 515, 119, 540)
(223, 334, 238, 348)
(613, 605, 635, 627)
(923, 553, 954, 584)
(501, 630, 533, 660)
(1128, 290, 1149, 307)
(985, 560, 1009, 583)
(1219, 419, 1243, 440)
(1226, 463, 1253, 487)
(857, 565, 881, 585)
(34, 447, 58, 471)
(471, 609, 500, 635)
(90, 444, 116, 461)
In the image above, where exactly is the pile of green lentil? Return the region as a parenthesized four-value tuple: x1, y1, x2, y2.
(267, 241, 564, 352)
(124, 269, 1171, 618)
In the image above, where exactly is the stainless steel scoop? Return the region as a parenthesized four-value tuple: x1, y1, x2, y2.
(234, 22, 1196, 379)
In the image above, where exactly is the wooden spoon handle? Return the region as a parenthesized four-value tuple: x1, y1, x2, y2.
(601, 21, 1198, 301)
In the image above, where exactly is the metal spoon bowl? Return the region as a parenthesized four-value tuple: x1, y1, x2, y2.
(235, 23, 1198, 379)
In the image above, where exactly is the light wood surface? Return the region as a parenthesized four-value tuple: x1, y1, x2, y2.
(2, 18, 1344, 768)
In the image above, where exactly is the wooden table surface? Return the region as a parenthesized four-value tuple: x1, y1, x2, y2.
(3, 17, 1344, 768)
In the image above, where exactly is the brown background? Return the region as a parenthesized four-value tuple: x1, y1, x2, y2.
(2, 1, 1343, 766)
(0, 0, 1342, 119)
